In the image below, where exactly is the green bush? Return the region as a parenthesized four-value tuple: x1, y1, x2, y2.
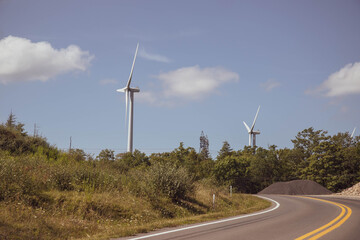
(115, 150, 150, 172)
(51, 164, 74, 191)
(72, 163, 122, 192)
(0, 156, 44, 204)
(145, 162, 194, 200)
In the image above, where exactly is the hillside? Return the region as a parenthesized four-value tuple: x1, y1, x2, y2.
(0, 115, 270, 239)
(1, 114, 360, 239)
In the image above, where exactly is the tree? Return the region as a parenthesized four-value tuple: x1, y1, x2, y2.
(115, 149, 150, 172)
(5, 112, 26, 136)
(217, 141, 233, 161)
(5, 112, 16, 129)
(291, 127, 330, 173)
(249, 147, 278, 191)
(69, 149, 87, 162)
(301, 141, 344, 191)
(331, 132, 353, 148)
(96, 149, 115, 162)
(170, 142, 210, 180)
(276, 148, 298, 181)
(292, 127, 329, 159)
(213, 155, 252, 192)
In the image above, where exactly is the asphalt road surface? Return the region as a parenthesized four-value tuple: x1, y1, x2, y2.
(116, 195, 360, 240)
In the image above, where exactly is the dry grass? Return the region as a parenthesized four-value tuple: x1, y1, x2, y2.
(0, 152, 270, 240)
(0, 184, 270, 240)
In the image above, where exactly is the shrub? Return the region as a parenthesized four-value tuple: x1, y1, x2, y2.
(51, 164, 74, 191)
(96, 149, 115, 162)
(0, 155, 44, 204)
(72, 163, 122, 192)
(145, 162, 194, 200)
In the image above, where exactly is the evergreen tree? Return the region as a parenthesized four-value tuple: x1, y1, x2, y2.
(5, 112, 16, 129)
(5, 112, 26, 135)
(217, 141, 233, 160)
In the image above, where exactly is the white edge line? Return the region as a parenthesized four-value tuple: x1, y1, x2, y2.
(128, 195, 280, 240)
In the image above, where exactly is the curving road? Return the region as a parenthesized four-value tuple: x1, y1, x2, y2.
(116, 195, 360, 240)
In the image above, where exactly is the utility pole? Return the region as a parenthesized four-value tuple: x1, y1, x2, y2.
(69, 136, 72, 153)
(33, 123, 39, 137)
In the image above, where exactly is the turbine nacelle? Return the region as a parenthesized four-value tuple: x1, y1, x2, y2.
(116, 87, 140, 93)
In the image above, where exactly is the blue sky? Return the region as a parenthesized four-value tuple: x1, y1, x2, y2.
(1, 0, 360, 157)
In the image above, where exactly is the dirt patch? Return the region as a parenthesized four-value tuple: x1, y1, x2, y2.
(336, 182, 360, 196)
(258, 180, 332, 195)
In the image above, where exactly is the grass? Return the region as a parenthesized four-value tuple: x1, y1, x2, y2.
(0, 144, 270, 240)
(0, 183, 270, 240)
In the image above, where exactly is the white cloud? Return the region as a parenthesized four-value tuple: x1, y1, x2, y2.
(309, 62, 360, 97)
(260, 79, 280, 91)
(0, 35, 94, 84)
(137, 65, 239, 106)
(136, 91, 158, 105)
(158, 65, 239, 99)
(138, 48, 170, 63)
(99, 78, 118, 85)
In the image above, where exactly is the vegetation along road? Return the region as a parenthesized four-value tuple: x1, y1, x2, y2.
(1, 114, 359, 239)
(118, 195, 360, 240)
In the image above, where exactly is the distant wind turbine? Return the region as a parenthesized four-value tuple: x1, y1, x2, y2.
(243, 106, 261, 147)
(117, 43, 140, 153)
(351, 127, 356, 138)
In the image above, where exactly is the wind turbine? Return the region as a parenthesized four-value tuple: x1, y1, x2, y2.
(117, 43, 140, 153)
(351, 127, 356, 138)
(243, 106, 261, 147)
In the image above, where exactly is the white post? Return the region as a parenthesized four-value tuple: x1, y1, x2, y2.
(230, 185, 232, 197)
(127, 91, 134, 153)
(248, 133, 252, 146)
(212, 194, 215, 209)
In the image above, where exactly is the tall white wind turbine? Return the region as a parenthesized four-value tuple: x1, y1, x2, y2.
(351, 127, 356, 138)
(243, 106, 261, 147)
(117, 43, 140, 153)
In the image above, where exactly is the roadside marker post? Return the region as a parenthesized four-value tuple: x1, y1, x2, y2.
(213, 194, 215, 209)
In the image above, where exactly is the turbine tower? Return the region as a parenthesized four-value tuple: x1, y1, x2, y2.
(243, 106, 261, 147)
(351, 127, 356, 138)
(117, 43, 140, 153)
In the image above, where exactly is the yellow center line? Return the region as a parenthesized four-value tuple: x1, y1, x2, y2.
(294, 196, 352, 240)
(309, 203, 352, 240)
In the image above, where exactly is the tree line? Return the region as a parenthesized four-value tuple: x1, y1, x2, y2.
(1, 113, 359, 197)
(214, 127, 360, 193)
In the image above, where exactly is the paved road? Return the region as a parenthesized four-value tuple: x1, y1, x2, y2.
(116, 195, 360, 240)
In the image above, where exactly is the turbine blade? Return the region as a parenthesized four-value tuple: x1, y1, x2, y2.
(243, 121, 250, 132)
(351, 127, 356, 138)
(116, 88, 126, 92)
(251, 105, 261, 131)
(126, 43, 139, 88)
(125, 90, 129, 128)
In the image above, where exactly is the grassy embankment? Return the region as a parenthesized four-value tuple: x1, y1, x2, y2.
(0, 119, 270, 240)
(0, 154, 270, 240)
